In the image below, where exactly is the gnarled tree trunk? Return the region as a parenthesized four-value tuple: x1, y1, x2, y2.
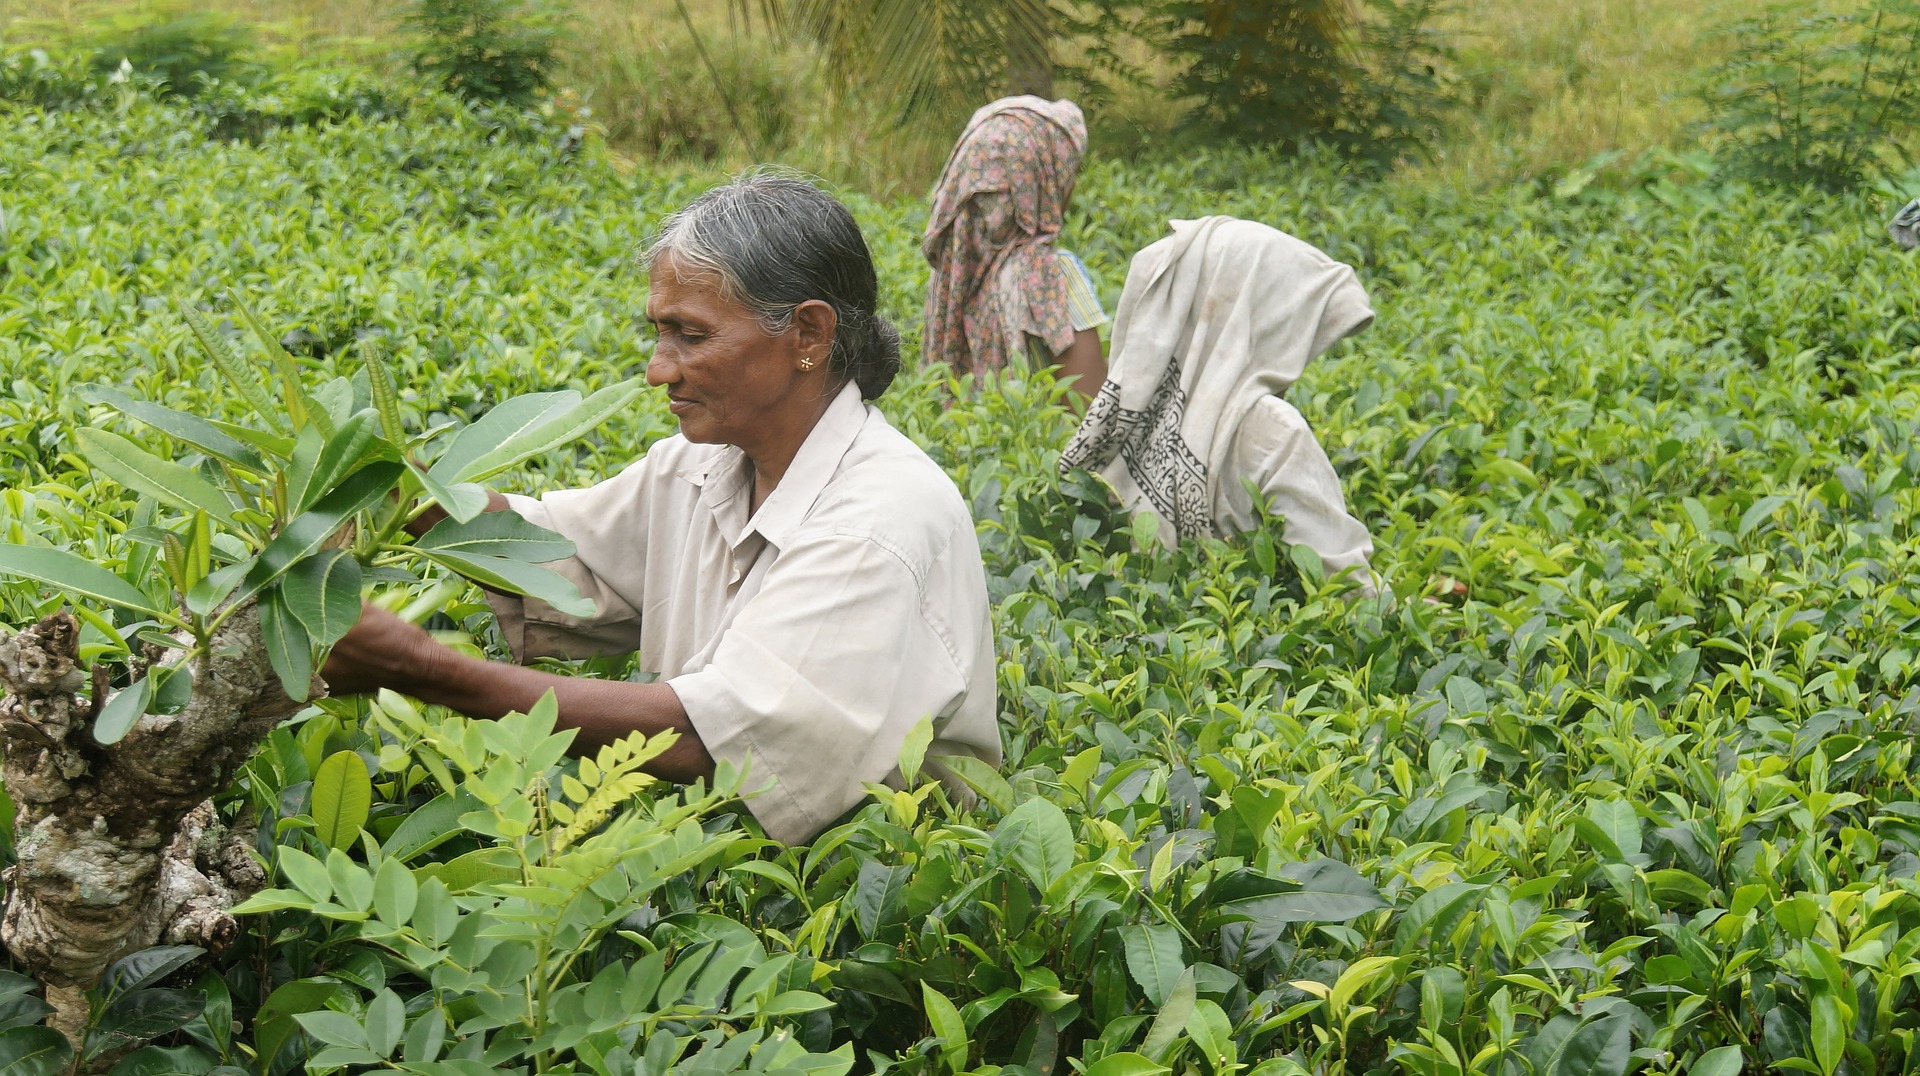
(0, 608, 301, 1046)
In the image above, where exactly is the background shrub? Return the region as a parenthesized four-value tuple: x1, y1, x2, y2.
(401, 0, 570, 106)
(1698, 0, 1920, 190)
(83, 5, 258, 97)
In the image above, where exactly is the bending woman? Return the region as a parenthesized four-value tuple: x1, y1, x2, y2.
(323, 176, 1001, 844)
(923, 96, 1108, 397)
(1060, 216, 1380, 596)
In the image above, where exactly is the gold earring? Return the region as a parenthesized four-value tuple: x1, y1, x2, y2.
(800, 356, 817, 370)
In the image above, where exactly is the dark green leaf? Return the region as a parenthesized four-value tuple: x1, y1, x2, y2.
(102, 945, 204, 1000)
(86, 988, 206, 1061)
(0, 1025, 73, 1076)
(1121, 923, 1184, 1006)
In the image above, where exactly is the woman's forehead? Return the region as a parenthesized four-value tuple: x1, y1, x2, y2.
(645, 257, 739, 320)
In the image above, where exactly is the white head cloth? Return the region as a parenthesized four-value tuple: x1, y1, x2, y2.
(1060, 216, 1375, 539)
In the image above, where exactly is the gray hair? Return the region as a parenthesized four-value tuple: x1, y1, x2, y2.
(646, 174, 902, 399)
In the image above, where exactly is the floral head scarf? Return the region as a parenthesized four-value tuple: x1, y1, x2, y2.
(922, 96, 1088, 377)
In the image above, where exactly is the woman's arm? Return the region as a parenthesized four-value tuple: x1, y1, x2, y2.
(1055, 328, 1106, 401)
(321, 605, 716, 783)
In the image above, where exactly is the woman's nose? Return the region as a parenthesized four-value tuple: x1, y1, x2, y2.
(645, 352, 675, 386)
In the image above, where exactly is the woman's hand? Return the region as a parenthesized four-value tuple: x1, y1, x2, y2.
(320, 603, 444, 698)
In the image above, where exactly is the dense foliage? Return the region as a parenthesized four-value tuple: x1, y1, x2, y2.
(3, 61, 1920, 1075)
(1698, 0, 1920, 190)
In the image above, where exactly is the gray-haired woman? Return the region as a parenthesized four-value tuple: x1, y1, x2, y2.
(323, 176, 1001, 844)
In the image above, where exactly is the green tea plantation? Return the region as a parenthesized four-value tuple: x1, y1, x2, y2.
(4, 54, 1920, 1076)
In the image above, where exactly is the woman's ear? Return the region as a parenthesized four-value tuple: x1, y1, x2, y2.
(790, 300, 838, 368)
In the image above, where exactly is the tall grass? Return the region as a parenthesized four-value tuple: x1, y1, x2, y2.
(1, 0, 1779, 191)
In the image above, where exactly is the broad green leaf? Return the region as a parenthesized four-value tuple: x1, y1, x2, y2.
(897, 715, 935, 783)
(410, 461, 491, 525)
(0, 545, 165, 616)
(254, 979, 354, 1073)
(1141, 969, 1196, 1063)
(0, 1025, 73, 1076)
(364, 989, 404, 1059)
(259, 591, 314, 703)
(380, 793, 462, 862)
(75, 428, 237, 525)
(281, 550, 363, 648)
(86, 988, 206, 1061)
(921, 982, 967, 1064)
(1084, 1054, 1170, 1076)
(941, 753, 1015, 813)
(1690, 1046, 1745, 1076)
(373, 856, 419, 927)
(1214, 860, 1387, 944)
(1579, 798, 1642, 860)
(104, 1045, 220, 1076)
(415, 549, 594, 617)
(101, 945, 204, 1000)
(993, 796, 1074, 891)
(312, 750, 373, 851)
(77, 385, 265, 471)
(92, 674, 155, 746)
(432, 380, 645, 485)
(415, 511, 575, 562)
(1541, 1012, 1631, 1076)
(428, 391, 579, 484)
(1122, 923, 1185, 1006)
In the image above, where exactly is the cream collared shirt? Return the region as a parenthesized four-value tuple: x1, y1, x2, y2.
(484, 382, 1000, 843)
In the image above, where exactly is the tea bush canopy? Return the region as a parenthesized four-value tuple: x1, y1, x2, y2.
(3, 41, 1920, 1076)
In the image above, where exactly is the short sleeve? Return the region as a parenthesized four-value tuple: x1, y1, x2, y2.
(481, 462, 653, 661)
(667, 532, 967, 844)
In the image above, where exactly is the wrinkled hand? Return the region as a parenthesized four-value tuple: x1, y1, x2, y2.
(320, 603, 441, 698)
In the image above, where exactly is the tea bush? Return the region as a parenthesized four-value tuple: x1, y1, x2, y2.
(3, 66, 1920, 1074)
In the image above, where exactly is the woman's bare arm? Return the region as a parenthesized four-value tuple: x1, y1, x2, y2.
(321, 605, 716, 783)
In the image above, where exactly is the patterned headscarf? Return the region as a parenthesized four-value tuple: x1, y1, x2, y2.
(922, 96, 1088, 378)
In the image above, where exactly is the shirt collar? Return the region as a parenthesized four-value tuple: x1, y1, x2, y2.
(676, 381, 869, 551)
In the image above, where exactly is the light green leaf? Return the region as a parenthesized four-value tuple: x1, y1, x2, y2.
(896, 715, 934, 783)
(76, 428, 238, 525)
(372, 857, 418, 927)
(921, 982, 967, 1064)
(0, 545, 165, 617)
(414, 512, 574, 562)
(312, 750, 373, 852)
(415, 549, 593, 617)
(1690, 1047, 1746, 1076)
(92, 675, 155, 746)
(1084, 1054, 1170, 1076)
(281, 550, 363, 649)
(1141, 969, 1196, 1063)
